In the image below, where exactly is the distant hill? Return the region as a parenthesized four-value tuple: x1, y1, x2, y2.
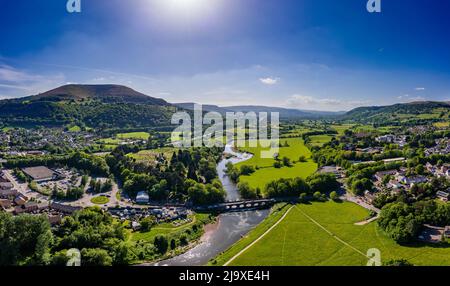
(344, 101, 450, 124)
(173, 103, 344, 118)
(0, 84, 176, 129)
(27, 84, 169, 105)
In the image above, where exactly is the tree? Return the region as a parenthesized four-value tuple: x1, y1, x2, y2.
(170, 239, 177, 250)
(237, 182, 258, 199)
(298, 155, 307, 162)
(307, 173, 340, 195)
(313, 191, 322, 201)
(239, 165, 255, 176)
(282, 157, 292, 167)
(415, 164, 425, 175)
(0, 213, 53, 266)
(330, 191, 339, 201)
(140, 216, 156, 232)
(383, 259, 413, 266)
(154, 235, 169, 254)
(81, 248, 113, 266)
(378, 202, 421, 243)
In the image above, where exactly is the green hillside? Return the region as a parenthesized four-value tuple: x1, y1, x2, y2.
(0, 84, 177, 129)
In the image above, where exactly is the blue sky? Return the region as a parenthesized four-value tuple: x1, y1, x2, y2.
(1, 0, 450, 111)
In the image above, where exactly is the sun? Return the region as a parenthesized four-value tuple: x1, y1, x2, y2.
(162, 0, 216, 18)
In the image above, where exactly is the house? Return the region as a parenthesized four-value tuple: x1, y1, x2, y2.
(400, 176, 427, 186)
(48, 215, 63, 225)
(14, 194, 29, 206)
(376, 135, 395, 143)
(437, 191, 450, 202)
(0, 182, 13, 190)
(374, 170, 397, 181)
(14, 202, 39, 214)
(50, 202, 81, 214)
(364, 191, 375, 204)
(0, 188, 18, 198)
(0, 199, 11, 209)
(387, 180, 403, 189)
(22, 166, 57, 183)
(131, 221, 141, 231)
(136, 191, 149, 204)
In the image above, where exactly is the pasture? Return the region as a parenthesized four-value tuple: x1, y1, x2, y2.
(236, 138, 317, 189)
(218, 202, 450, 266)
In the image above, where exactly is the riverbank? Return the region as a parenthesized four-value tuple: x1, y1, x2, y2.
(209, 203, 291, 266)
(150, 141, 270, 265)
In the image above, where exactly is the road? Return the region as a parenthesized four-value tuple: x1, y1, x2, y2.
(3, 169, 50, 203)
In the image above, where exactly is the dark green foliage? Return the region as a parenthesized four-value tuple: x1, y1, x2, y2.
(0, 84, 176, 129)
(154, 235, 169, 254)
(306, 173, 340, 194)
(0, 212, 53, 265)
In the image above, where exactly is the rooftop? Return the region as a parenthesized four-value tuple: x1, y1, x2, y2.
(22, 166, 55, 181)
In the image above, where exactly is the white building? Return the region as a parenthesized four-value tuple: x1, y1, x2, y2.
(136, 191, 149, 204)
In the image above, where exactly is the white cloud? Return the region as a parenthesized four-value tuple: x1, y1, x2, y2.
(259, 77, 279, 85)
(0, 64, 65, 97)
(415, 87, 426, 91)
(0, 65, 42, 83)
(286, 94, 371, 111)
(286, 94, 340, 106)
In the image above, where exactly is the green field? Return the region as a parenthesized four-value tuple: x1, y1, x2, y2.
(67, 125, 81, 132)
(217, 202, 450, 266)
(308, 135, 333, 147)
(331, 124, 354, 136)
(236, 138, 317, 189)
(128, 147, 176, 163)
(117, 132, 150, 140)
(130, 213, 211, 243)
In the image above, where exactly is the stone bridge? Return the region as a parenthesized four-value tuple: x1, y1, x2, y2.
(200, 198, 276, 213)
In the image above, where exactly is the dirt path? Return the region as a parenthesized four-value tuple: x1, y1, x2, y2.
(354, 215, 379, 226)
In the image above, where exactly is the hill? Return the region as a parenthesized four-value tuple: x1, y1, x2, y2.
(174, 103, 343, 119)
(0, 84, 177, 129)
(344, 101, 450, 124)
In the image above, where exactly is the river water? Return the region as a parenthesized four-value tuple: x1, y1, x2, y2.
(153, 142, 270, 266)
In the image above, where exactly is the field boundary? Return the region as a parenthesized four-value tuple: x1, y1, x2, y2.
(223, 205, 294, 266)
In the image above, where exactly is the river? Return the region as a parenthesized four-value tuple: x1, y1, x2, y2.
(153, 142, 270, 266)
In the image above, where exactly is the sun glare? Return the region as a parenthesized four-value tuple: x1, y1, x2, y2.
(162, 0, 217, 18)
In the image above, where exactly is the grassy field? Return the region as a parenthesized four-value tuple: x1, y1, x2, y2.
(97, 132, 151, 148)
(218, 202, 450, 266)
(130, 213, 211, 243)
(117, 132, 150, 140)
(128, 147, 176, 163)
(331, 124, 354, 136)
(434, 121, 450, 128)
(67, 125, 81, 132)
(308, 135, 333, 147)
(236, 138, 317, 189)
